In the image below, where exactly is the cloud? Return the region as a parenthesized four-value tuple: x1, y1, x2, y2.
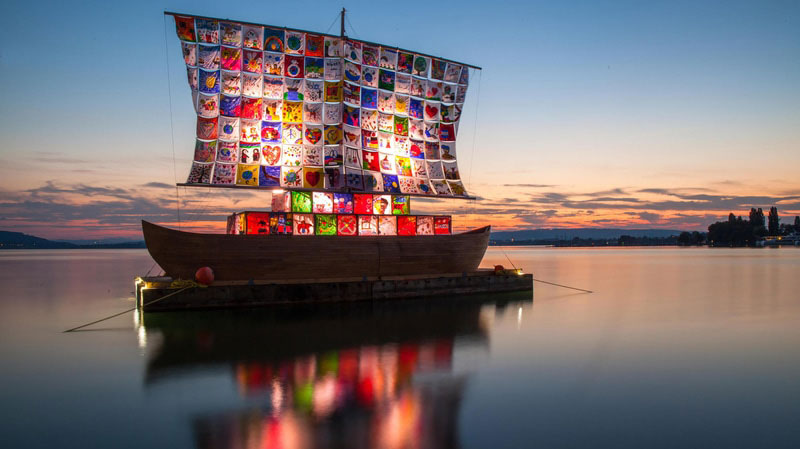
(0, 181, 264, 239)
(625, 211, 662, 223)
(502, 183, 557, 188)
(141, 182, 174, 189)
(3, 180, 799, 239)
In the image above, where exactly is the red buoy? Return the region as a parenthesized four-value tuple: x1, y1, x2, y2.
(195, 266, 214, 285)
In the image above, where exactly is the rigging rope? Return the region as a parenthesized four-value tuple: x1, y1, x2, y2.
(163, 13, 182, 229)
(324, 11, 340, 35)
(468, 68, 482, 223)
(345, 15, 360, 39)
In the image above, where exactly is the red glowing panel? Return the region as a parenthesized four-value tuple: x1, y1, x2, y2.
(337, 215, 357, 236)
(434, 216, 451, 235)
(398, 216, 416, 236)
(245, 212, 271, 235)
(354, 193, 373, 214)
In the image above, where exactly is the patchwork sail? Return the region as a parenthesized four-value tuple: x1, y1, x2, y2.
(173, 13, 474, 198)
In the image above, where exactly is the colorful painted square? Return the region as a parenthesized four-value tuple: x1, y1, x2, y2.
(372, 194, 392, 215)
(354, 194, 373, 214)
(382, 174, 401, 193)
(392, 195, 410, 215)
(269, 212, 292, 234)
(434, 216, 451, 234)
(334, 193, 354, 213)
(312, 192, 334, 213)
(259, 166, 280, 186)
(236, 164, 259, 186)
(264, 28, 284, 52)
(303, 167, 324, 188)
(291, 191, 312, 213)
(245, 212, 271, 235)
(293, 213, 314, 235)
(398, 216, 416, 235)
(358, 215, 378, 236)
(175, 16, 196, 42)
(416, 216, 434, 235)
(337, 215, 357, 236)
(315, 214, 337, 235)
(378, 216, 397, 235)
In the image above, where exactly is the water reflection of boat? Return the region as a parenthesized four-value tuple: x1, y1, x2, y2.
(142, 294, 529, 449)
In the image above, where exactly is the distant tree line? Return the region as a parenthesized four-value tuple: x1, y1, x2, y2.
(707, 207, 799, 247)
(676, 231, 706, 246)
(490, 235, 679, 247)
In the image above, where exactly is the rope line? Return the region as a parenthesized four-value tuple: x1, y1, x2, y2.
(467, 68, 482, 226)
(324, 11, 340, 35)
(500, 247, 593, 293)
(63, 286, 193, 333)
(345, 15, 360, 39)
(163, 13, 182, 229)
(533, 278, 593, 294)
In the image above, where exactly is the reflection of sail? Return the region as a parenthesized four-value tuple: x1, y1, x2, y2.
(193, 376, 466, 449)
(143, 294, 529, 449)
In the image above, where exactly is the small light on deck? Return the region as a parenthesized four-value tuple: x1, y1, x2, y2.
(515, 268, 523, 276)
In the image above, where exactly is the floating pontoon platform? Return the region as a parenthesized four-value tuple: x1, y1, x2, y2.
(135, 269, 533, 312)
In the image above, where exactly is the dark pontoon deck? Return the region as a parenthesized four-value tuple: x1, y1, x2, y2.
(136, 269, 533, 312)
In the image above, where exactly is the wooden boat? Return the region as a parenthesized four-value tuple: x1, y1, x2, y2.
(143, 220, 490, 281)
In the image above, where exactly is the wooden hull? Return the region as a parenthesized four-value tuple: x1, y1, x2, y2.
(142, 220, 490, 281)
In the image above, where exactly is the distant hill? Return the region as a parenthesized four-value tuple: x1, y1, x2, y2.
(490, 228, 683, 242)
(0, 231, 145, 249)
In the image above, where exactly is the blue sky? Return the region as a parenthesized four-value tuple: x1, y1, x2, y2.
(0, 0, 798, 237)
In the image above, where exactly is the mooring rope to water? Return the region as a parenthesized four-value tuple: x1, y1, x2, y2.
(500, 248, 593, 293)
(532, 278, 593, 293)
(63, 286, 193, 333)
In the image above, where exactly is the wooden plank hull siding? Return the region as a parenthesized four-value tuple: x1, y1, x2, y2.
(142, 220, 491, 281)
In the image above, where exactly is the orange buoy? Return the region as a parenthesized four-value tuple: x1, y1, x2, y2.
(195, 266, 214, 285)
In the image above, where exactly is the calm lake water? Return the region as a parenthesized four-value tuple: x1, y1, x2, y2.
(0, 247, 798, 448)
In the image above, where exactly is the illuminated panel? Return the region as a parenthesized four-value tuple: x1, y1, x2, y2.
(378, 216, 397, 235)
(271, 191, 291, 212)
(354, 193, 373, 214)
(334, 193, 354, 213)
(291, 191, 312, 213)
(312, 192, 334, 213)
(372, 195, 391, 215)
(434, 216, 451, 235)
(293, 213, 314, 235)
(397, 216, 416, 236)
(337, 215, 357, 235)
(358, 215, 378, 235)
(315, 214, 337, 235)
(416, 216, 434, 235)
(245, 212, 270, 235)
(269, 213, 293, 234)
(391, 195, 410, 215)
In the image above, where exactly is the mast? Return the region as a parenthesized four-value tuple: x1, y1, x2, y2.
(340, 8, 346, 38)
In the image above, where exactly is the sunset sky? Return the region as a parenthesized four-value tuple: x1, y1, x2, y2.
(1, 0, 798, 239)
